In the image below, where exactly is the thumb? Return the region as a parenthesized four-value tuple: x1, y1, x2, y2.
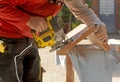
(31, 29, 39, 36)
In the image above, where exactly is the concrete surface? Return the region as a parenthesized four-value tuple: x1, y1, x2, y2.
(39, 47, 120, 82)
(39, 47, 79, 82)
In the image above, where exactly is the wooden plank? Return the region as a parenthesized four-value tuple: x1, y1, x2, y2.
(57, 24, 95, 55)
(66, 55, 74, 82)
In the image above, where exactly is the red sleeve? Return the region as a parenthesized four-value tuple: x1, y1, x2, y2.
(5, 0, 48, 7)
(6, 0, 61, 17)
(5, 0, 28, 6)
(5, 0, 44, 6)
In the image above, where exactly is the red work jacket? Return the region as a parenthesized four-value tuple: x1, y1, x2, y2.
(0, 0, 61, 38)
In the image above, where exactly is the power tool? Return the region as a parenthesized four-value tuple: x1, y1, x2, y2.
(32, 16, 65, 48)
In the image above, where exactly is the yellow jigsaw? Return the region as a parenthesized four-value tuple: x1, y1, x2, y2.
(32, 16, 56, 48)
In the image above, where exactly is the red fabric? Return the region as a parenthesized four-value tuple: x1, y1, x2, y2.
(0, 0, 61, 38)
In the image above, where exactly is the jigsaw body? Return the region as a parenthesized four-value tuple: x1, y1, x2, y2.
(32, 16, 65, 48)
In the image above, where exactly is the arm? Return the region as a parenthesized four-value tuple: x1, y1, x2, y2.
(6, 0, 49, 33)
(63, 0, 108, 43)
(5, 0, 32, 6)
(63, 0, 101, 25)
(6, 0, 61, 17)
(5, 0, 46, 16)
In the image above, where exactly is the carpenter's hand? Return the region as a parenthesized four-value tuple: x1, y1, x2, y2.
(94, 23, 108, 43)
(27, 16, 48, 35)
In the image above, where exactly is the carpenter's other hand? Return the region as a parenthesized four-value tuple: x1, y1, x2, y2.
(94, 23, 108, 44)
(27, 16, 48, 35)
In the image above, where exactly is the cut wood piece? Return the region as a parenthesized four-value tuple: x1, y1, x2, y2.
(57, 24, 95, 55)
